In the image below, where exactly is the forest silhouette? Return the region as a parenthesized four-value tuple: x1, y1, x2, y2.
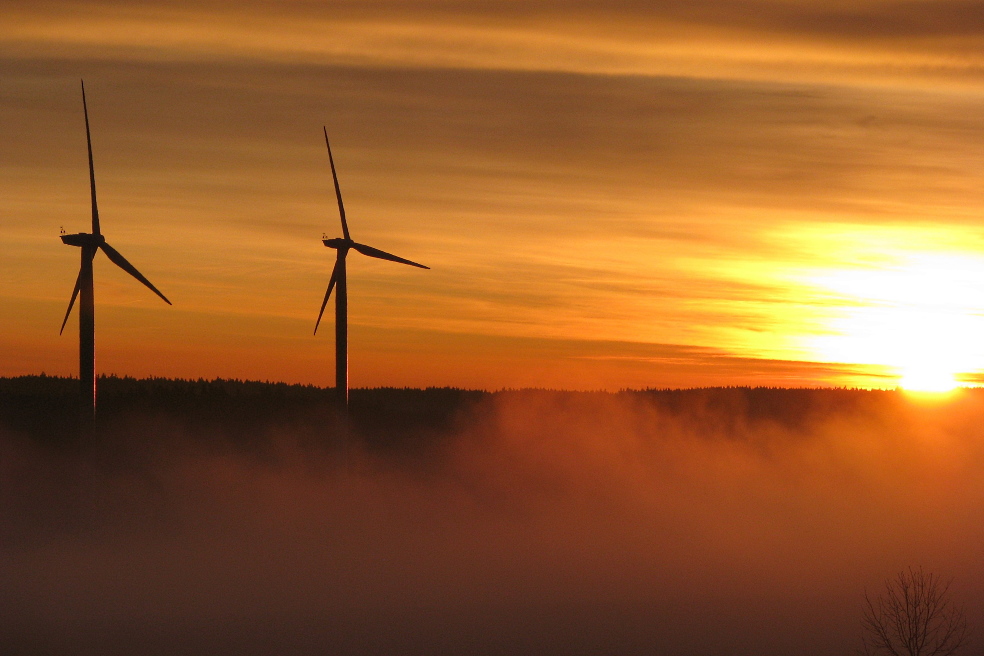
(0, 374, 909, 449)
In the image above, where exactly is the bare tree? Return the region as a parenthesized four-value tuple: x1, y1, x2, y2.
(860, 567, 968, 656)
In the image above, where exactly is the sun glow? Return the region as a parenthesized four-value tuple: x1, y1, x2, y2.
(804, 248, 984, 392)
(898, 366, 958, 393)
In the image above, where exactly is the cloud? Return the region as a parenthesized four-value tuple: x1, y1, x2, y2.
(3, 1, 984, 87)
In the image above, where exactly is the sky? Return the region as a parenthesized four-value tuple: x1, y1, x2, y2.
(3, 0, 984, 390)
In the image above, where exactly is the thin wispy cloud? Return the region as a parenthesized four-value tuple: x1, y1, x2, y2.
(4, 1, 984, 86)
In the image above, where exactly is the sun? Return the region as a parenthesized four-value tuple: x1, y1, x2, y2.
(802, 246, 984, 392)
(898, 366, 959, 394)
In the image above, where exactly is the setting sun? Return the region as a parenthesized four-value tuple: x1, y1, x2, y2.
(898, 366, 959, 393)
(801, 243, 984, 391)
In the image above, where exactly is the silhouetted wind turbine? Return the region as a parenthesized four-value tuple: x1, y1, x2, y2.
(314, 127, 429, 409)
(59, 80, 171, 423)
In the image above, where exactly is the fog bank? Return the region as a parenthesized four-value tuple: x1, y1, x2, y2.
(3, 388, 983, 655)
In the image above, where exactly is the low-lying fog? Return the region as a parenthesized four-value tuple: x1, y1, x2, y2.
(3, 389, 984, 655)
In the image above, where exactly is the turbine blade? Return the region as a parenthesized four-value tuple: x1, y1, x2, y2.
(81, 80, 100, 236)
(314, 259, 340, 335)
(59, 269, 84, 335)
(323, 127, 350, 240)
(99, 242, 172, 305)
(352, 242, 429, 269)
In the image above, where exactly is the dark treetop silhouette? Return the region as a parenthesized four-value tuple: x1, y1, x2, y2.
(59, 80, 172, 423)
(314, 127, 429, 409)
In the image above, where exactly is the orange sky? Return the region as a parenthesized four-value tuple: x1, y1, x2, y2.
(3, 0, 984, 390)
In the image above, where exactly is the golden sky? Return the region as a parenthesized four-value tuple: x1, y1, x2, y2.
(3, 0, 984, 389)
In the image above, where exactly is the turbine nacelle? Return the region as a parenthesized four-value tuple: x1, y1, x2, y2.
(61, 232, 105, 247)
(323, 238, 351, 250)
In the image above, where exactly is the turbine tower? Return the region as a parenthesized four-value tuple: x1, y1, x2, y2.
(314, 127, 429, 409)
(59, 80, 172, 423)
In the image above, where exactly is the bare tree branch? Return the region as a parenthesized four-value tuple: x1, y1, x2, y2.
(859, 567, 968, 656)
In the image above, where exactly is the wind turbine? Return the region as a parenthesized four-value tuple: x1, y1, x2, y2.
(314, 127, 429, 409)
(59, 80, 172, 423)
